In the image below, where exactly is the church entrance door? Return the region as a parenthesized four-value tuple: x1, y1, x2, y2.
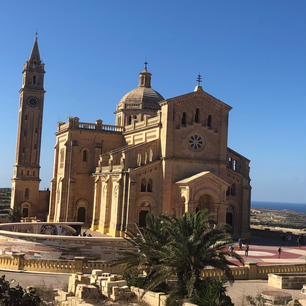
(139, 210, 148, 227)
(197, 194, 213, 212)
(22, 207, 29, 218)
(226, 212, 233, 226)
(77, 207, 86, 222)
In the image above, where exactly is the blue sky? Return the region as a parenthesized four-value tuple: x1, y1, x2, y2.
(0, 1, 305, 203)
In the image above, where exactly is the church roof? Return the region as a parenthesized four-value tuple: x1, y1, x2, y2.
(117, 63, 164, 111)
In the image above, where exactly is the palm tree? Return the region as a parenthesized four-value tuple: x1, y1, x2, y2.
(113, 210, 243, 306)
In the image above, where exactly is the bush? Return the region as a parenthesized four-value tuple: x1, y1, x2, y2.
(191, 279, 234, 306)
(0, 275, 41, 306)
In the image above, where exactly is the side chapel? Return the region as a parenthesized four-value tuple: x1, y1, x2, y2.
(12, 38, 251, 236)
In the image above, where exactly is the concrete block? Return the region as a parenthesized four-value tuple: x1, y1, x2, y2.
(92, 269, 103, 277)
(75, 284, 100, 300)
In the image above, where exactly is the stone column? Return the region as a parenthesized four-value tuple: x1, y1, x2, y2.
(99, 175, 109, 233)
(109, 175, 123, 237)
(91, 177, 101, 231)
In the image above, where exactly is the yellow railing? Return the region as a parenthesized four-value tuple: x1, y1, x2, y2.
(0, 255, 305, 279)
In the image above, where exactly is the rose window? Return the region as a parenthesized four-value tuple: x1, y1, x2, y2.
(189, 135, 203, 151)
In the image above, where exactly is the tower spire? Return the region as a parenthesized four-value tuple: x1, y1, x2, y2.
(138, 62, 152, 88)
(29, 34, 41, 63)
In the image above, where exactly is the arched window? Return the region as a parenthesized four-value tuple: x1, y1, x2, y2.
(233, 160, 237, 171)
(128, 116, 132, 125)
(207, 115, 212, 128)
(195, 108, 200, 123)
(231, 183, 236, 196)
(21, 170, 23, 176)
(33, 76, 36, 84)
(25, 188, 29, 200)
(33, 171, 35, 176)
(82, 150, 88, 162)
(228, 157, 233, 169)
(147, 179, 152, 192)
(226, 187, 230, 196)
(181, 112, 187, 126)
(141, 179, 146, 192)
(26, 170, 29, 176)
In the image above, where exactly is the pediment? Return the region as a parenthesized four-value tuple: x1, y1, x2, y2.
(175, 171, 229, 189)
(160, 90, 232, 111)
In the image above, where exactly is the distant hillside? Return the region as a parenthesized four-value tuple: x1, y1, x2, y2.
(251, 208, 306, 229)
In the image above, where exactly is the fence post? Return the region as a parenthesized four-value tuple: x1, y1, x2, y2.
(245, 262, 258, 279)
(12, 253, 25, 271)
(73, 257, 86, 273)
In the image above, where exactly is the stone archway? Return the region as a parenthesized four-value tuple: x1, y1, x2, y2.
(75, 198, 89, 223)
(21, 202, 31, 218)
(22, 207, 29, 217)
(197, 194, 214, 212)
(226, 206, 235, 232)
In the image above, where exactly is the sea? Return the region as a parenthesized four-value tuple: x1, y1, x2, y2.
(252, 201, 306, 214)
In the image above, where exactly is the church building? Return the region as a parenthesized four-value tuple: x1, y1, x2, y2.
(12, 38, 251, 236)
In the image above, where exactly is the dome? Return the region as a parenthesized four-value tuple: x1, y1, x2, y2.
(117, 64, 164, 111)
(118, 86, 164, 110)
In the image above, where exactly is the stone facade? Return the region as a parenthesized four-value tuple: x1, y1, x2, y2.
(12, 39, 251, 236)
(48, 63, 251, 237)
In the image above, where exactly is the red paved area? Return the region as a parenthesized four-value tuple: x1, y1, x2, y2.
(227, 245, 306, 266)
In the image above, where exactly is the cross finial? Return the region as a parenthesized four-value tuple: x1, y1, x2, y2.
(144, 61, 148, 71)
(196, 73, 202, 86)
(35, 32, 38, 41)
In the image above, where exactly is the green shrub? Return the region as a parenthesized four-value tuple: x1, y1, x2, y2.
(0, 275, 41, 306)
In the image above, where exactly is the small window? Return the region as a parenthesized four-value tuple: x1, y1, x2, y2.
(22, 147, 25, 153)
(24, 130, 27, 136)
(34, 144, 37, 149)
(35, 128, 38, 134)
(25, 188, 29, 200)
(231, 183, 236, 196)
(33, 171, 35, 176)
(33, 76, 36, 84)
(25, 115, 28, 120)
(207, 115, 212, 128)
(181, 112, 187, 126)
(21, 170, 24, 176)
(195, 108, 200, 123)
(82, 150, 88, 162)
(128, 116, 132, 125)
(27, 170, 29, 176)
(141, 179, 146, 192)
(147, 179, 152, 192)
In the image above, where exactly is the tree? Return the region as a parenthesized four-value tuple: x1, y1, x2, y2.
(114, 210, 243, 306)
(0, 275, 41, 306)
(8, 206, 21, 222)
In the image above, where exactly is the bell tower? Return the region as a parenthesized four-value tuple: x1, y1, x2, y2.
(10, 35, 47, 218)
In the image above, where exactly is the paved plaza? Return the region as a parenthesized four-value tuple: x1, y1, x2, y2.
(228, 244, 306, 266)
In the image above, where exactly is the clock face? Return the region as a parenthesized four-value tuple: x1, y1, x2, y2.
(27, 97, 39, 107)
(189, 134, 204, 151)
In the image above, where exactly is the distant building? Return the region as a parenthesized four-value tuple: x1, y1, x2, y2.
(11, 39, 251, 235)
